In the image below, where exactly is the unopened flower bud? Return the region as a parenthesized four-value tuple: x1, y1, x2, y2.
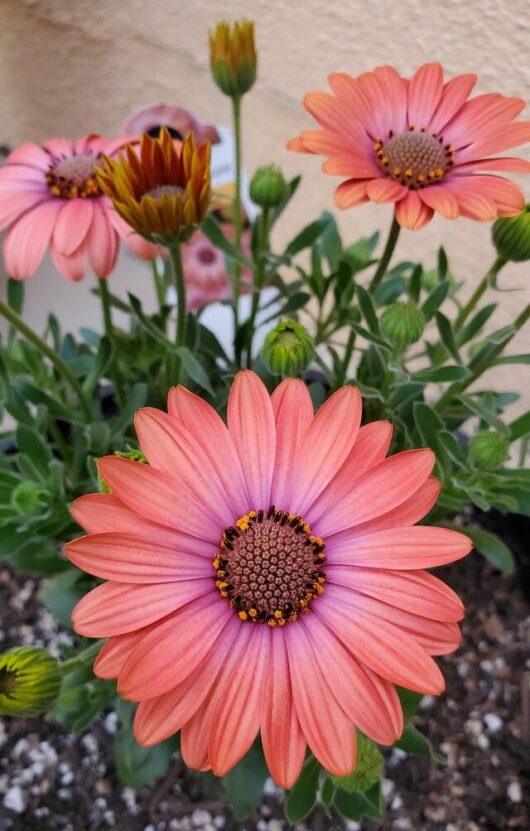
(0, 647, 62, 717)
(209, 20, 257, 98)
(11, 481, 48, 517)
(469, 431, 509, 469)
(380, 301, 425, 348)
(492, 205, 530, 262)
(262, 320, 314, 376)
(332, 733, 383, 793)
(250, 165, 287, 208)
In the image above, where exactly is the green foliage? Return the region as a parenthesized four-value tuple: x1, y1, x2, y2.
(222, 742, 269, 820)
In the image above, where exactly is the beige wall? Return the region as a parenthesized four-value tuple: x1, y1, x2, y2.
(0, 0, 529, 408)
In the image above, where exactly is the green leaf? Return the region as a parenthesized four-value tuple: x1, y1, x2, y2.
(271, 175, 301, 224)
(412, 365, 470, 383)
(285, 757, 320, 823)
(349, 323, 391, 351)
(396, 726, 446, 764)
(222, 743, 269, 820)
(356, 285, 380, 334)
(7, 278, 24, 315)
(397, 688, 423, 722)
(494, 353, 530, 365)
(465, 526, 515, 574)
(332, 734, 382, 793)
(201, 216, 252, 267)
(413, 402, 444, 450)
(457, 303, 496, 346)
(421, 282, 449, 321)
(334, 782, 383, 822)
(437, 246, 449, 281)
(435, 312, 461, 363)
(284, 215, 331, 258)
(409, 264, 423, 303)
(82, 336, 114, 394)
(459, 395, 509, 436)
(437, 430, 469, 468)
(41, 570, 92, 627)
(175, 347, 214, 395)
(320, 777, 336, 810)
(15, 425, 53, 482)
(114, 724, 176, 789)
(279, 291, 311, 315)
(128, 293, 171, 347)
(509, 411, 530, 442)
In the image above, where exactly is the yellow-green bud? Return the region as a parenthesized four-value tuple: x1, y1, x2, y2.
(331, 733, 383, 793)
(11, 481, 48, 516)
(209, 20, 257, 98)
(492, 205, 530, 262)
(0, 647, 62, 717)
(380, 301, 425, 348)
(98, 447, 146, 493)
(262, 320, 314, 376)
(469, 431, 509, 469)
(250, 165, 288, 208)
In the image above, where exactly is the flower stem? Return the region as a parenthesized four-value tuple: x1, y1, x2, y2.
(232, 95, 243, 364)
(59, 640, 104, 675)
(247, 206, 270, 368)
(169, 242, 187, 348)
(435, 301, 530, 414)
(454, 255, 507, 333)
(98, 277, 124, 407)
(0, 298, 92, 421)
(368, 215, 401, 291)
(151, 257, 166, 312)
(335, 326, 357, 389)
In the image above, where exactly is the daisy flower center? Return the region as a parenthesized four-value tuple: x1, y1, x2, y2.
(213, 507, 327, 627)
(144, 184, 185, 201)
(46, 153, 102, 199)
(375, 127, 455, 189)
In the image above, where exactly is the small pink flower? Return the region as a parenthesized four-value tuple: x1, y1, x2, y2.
(122, 103, 220, 145)
(67, 372, 471, 787)
(0, 135, 157, 281)
(182, 225, 252, 310)
(289, 64, 530, 230)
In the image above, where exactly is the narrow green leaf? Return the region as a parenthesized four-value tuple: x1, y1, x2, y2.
(437, 430, 469, 468)
(202, 215, 252, 267)
(82, 336, 113, 394)
(457, 303, 496, 346)
(437, 246, 449, 281)
(465, 526, 515, 574)
(435, 312, 461, 363)
(412, 365, 470, 383)
(421, 282, 449, 321)
(509, 411, 530, 441)
(409, 264, 423, 303)
(396, 726, 446, 764)
(285, 757, 320, 823)
(459, 395, 509, 436)
(222, 743, 269, 820)
(349, 323, 391, 351)
(284, 215, 331, 258)
(175, 347, 214, 395)
(356, 285, 380, 334)
(7, 279, 24, 315)
(495, 353, 530, 365)
(397, 688, 423, 722)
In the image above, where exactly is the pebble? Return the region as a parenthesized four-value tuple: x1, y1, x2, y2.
(191, 810, 211, 827)
(484, 713, 503, 734)
(213, 819, 225, 830)
(507, 781, 522, 803)
(419, 695, 436, 711)
(104, 712, 119, 735)
(3, 786, 27, 814)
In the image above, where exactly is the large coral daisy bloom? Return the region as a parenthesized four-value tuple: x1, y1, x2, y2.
(289, 63, 530, 230)
(0, 135, 157, 281)
(67, 372, 471, 787)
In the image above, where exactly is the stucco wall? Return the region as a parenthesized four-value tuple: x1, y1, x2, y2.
(0, 0, 529, 406)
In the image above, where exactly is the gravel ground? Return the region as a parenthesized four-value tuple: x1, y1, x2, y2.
(1, 547, 529, 831)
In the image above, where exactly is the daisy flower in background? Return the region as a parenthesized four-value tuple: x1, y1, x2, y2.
(121, 103, 220, 145)
(182, 224, 252, 310)
(289, 63, 530, 230)
(0, 135, 158, 281)
(67, 371, 471, 787)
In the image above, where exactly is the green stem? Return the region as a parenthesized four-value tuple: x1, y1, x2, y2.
(98, 278, 124, 406)
(454, 255, 507, 332)
(59, 640, 104, 675)
(0, 298, 92, 421)
(232, 95, 243, 363)
(435, 301, 530, 414)
(368, 215, 401, 291)
(247, 206, 270, 369)
(169, 242, 187, 348)
(151, 257, 166, 312)
(335, 326, 356, 388)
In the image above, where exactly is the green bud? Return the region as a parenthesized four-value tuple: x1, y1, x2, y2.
(262, 320, 314, 376)
(98, 446, 146, 493)
(0, 647, 62, 717)
(11, 481, 48, 516)
(249, 165, 288, 208)
(380, 301, 426, 348)
(469, 431, 510, 470)
(331, 733, 383, 793)
(492, 205, 530, 262)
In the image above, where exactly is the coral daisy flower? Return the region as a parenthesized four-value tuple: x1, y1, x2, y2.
(289, 64, 530, 230)
(182, 225, 252, 309)
(0, 135, 157, 281)
(67, 372, 471, 787)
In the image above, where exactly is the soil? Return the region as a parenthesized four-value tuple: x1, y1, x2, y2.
(0, 543, 529, 831)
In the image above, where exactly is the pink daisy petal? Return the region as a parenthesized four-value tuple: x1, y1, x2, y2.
(334, 180, 370, 209)
(270, 378, 314, 509)
(65, 532, 211, 583)
(456, 121, 530, 163)
(303, 614, 403, 745)
(209, 625, 269, 776)
(43, 137, 74, 157)
(52, 198, 94, 256)
(454, 174, 525, 216)
(51, 237, 90, 282)
(5, 142, 51, 169)
(180, 693, 215, 772)
(428, 73, 477, 135)
(3, 199, 62, 278)
(445, 94, 526, 150)
(327, 566, 464, 622)
(318, 586, 445, 694)
(97, 456, 221, 541)
(327, 525, 471, 569)
(456, 157, 530, 174)
(227, 371, 276, 509)
(323, 154, 381, 178)
(134, 622, 240, 746)
(407, 63, 444, 129)
(260, 631, 306, 789)
(135, 408, 237, 527)
(313, 448, 434, 538)
(305, 85, 373, 147)
(288, 129, 357, 157)
(118, 595, 232, 701)
(373, 65, 409, 135)
(88, 200, 119, 278)
(367, 178, 408, 203)
(286, 622, 357, 776)
(419, 185, 460, 219)
(286, 386, 362, 516)
(0, 190, 50, 232)
(441, 178, 498, 221)
(395, 191, 434, 230)
(0, 164, 48, 185)
(72, 579, 211, 638)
